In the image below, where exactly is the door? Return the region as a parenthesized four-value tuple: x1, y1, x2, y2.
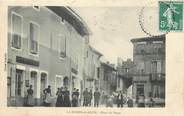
(56, 76, 63, 93)
(136, 84, 144, 96)
(30, 71, 37, 99)
(40, 73, 47, 103)
(15, 69, 23, 106)
(63, 76, 69, 88)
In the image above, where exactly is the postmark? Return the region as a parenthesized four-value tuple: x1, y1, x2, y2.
(139, 1, 183, 37)
(139, 1, 169, 37)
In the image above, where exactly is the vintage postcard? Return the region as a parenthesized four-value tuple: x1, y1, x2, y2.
(0, 0, 184, 116)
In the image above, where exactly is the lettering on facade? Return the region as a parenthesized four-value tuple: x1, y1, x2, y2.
(133, 81, 147, 83)
(16, 56, 39, 67)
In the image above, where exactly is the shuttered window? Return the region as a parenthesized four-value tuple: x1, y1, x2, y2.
(11, 12, 22, 49)
(30, 22, 39, 54)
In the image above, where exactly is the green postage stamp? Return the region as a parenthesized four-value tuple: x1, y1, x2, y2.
(159, 1, 183, 31)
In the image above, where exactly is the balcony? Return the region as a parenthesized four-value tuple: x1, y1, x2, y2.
(149, 73, 165, 82)
(134, 47, 165, 56)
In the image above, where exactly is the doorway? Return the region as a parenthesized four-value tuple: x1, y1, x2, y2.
(15, 69, 23, 105)
(30, 71, 37, 100)
(40, 72, 47, 104)
(136, 84, 144, 96)
(55, 76, 63, 93)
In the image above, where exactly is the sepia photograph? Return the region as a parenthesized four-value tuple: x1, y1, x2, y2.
(7, 5, 167, 108)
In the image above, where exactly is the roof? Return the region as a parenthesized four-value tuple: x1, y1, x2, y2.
(131, 35, 165, 43)
(89, 46, 103, 57)
(47, 6, 91, 36)
(101, 62, 116, 71)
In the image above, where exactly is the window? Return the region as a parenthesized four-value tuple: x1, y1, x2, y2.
(151, 61, 161, 73)
(151, 61, 157, 73)
(137, 84, 144, 95)
(11, 12, 22, 49)
(59, 36, 66, 58)
(97, 67, 100, 78)
(137, 62, 144, 74)
(30, 22, 39, 54)
(157, 61, 161, 73)
(125, 68, 129, 73)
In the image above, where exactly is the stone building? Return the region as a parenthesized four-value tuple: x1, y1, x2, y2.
(7, 6, 90, 106)
(99, 62, 117, 95)
(131, 35, 165, 103)
(116, 59, 135, 97)
(83, 46, 102, 92)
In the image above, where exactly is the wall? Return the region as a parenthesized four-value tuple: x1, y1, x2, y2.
(132, 38, 165, 100)
(7, 6, 87, 106)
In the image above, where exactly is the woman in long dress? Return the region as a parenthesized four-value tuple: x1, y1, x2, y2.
(106, 94, 114, 108)
(56, 87, 64, 107)
(43, 85, 52, 106)
(63, 87, 71, 107)
(56, 88, 61, 107)
(26, 85, 34, 106)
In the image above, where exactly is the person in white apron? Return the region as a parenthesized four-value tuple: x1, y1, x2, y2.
(26, 85, 35, 106)
(43, 85, 52, 106)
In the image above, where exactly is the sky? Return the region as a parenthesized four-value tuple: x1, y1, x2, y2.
(73, 7, 161, 64)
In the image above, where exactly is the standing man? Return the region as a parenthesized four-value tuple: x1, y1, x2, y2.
(117, 91, 123, 107)
(83, 88, 88, 106)
(94, 88, 101, 107)
(72, 88, 78, 107)
(88, 89, 93, 106)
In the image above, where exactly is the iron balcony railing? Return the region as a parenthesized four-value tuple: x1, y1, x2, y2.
(149, 73, 165, 82)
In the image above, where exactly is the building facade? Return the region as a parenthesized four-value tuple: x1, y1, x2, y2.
(99, 62, 117, 95)
(116, 59, 135, 97)
(7, 6, 90, 106)
(83, 46, 102, 92)
(131, 35, 165, 103)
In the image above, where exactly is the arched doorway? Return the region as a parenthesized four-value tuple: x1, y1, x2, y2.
(63, 76, 69, 88)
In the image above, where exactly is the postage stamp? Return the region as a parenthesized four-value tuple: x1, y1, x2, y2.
(159, 1, 183, 31)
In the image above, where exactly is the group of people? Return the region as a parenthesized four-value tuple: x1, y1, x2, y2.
(55, 86, 74, 107)
(24, 85, 154, 107)
(55, 87, 80, 107)
(82, 88, 101, 107)
(100, 91, 133, 108)
(136, 94, 155, 107)
(25, 85, 53, 107)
